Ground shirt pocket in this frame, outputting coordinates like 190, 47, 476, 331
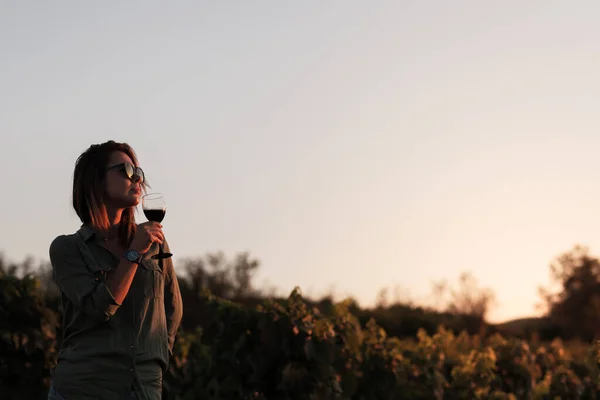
74, 233, 112, 282
140, 259, 165, 299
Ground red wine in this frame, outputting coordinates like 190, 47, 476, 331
144, 209, 165, 223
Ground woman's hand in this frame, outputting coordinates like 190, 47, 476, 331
130, 221, 164, 254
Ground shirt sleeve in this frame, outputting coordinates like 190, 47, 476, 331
162, 238, 183, 354
49, 235, 121, 322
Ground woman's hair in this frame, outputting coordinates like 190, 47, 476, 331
72, 140, 147, 247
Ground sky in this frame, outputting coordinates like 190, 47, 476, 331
2, 1, 600, 323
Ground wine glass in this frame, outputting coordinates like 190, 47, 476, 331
142, 193, 173, 259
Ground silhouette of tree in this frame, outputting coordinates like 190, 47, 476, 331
0, 254, 59, 399
178, 251, 261, 300
177, 251, 264, 331
540, 245, 600, 341
431, 272, 496, 334
446, 272, 496, 319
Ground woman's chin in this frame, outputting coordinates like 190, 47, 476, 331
115, 195, 140, 208
129, 196, 141, 207
106, 191, 142, 208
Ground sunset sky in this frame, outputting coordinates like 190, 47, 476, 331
3, 1, 600, 323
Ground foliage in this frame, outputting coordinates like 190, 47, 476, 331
431, 272, 497, 331
161, 289, 600, 400
181, 253, 497, 340
4, 247, 600, 399
0, 259, 59, 400
540, 245, 600, 341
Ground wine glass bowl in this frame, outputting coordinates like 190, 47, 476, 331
142, 193, 172, 259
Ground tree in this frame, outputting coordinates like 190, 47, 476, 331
176, 251, 264, 331
539, 245, 600, 340
446, 272, 496, 319
431, 272, 496, 334
179, 251, 261, 300
0, 255, 60, 399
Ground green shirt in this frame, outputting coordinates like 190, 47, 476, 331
49, 225, 183, 400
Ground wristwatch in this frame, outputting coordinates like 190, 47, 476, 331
124, 249, 143, 264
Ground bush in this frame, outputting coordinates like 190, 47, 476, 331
162, 288, 600, 399
0, 270, 59, 400
4, 269, 600, 399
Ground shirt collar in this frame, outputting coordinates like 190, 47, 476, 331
77, 224, 96, 242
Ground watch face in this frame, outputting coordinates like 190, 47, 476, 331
127, 250, 139, 261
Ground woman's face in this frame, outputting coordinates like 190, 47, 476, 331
104, 151, 143, 208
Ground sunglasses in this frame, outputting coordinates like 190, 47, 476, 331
107, 162, 145, 183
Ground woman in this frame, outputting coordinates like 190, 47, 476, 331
48, 141, 183, 400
